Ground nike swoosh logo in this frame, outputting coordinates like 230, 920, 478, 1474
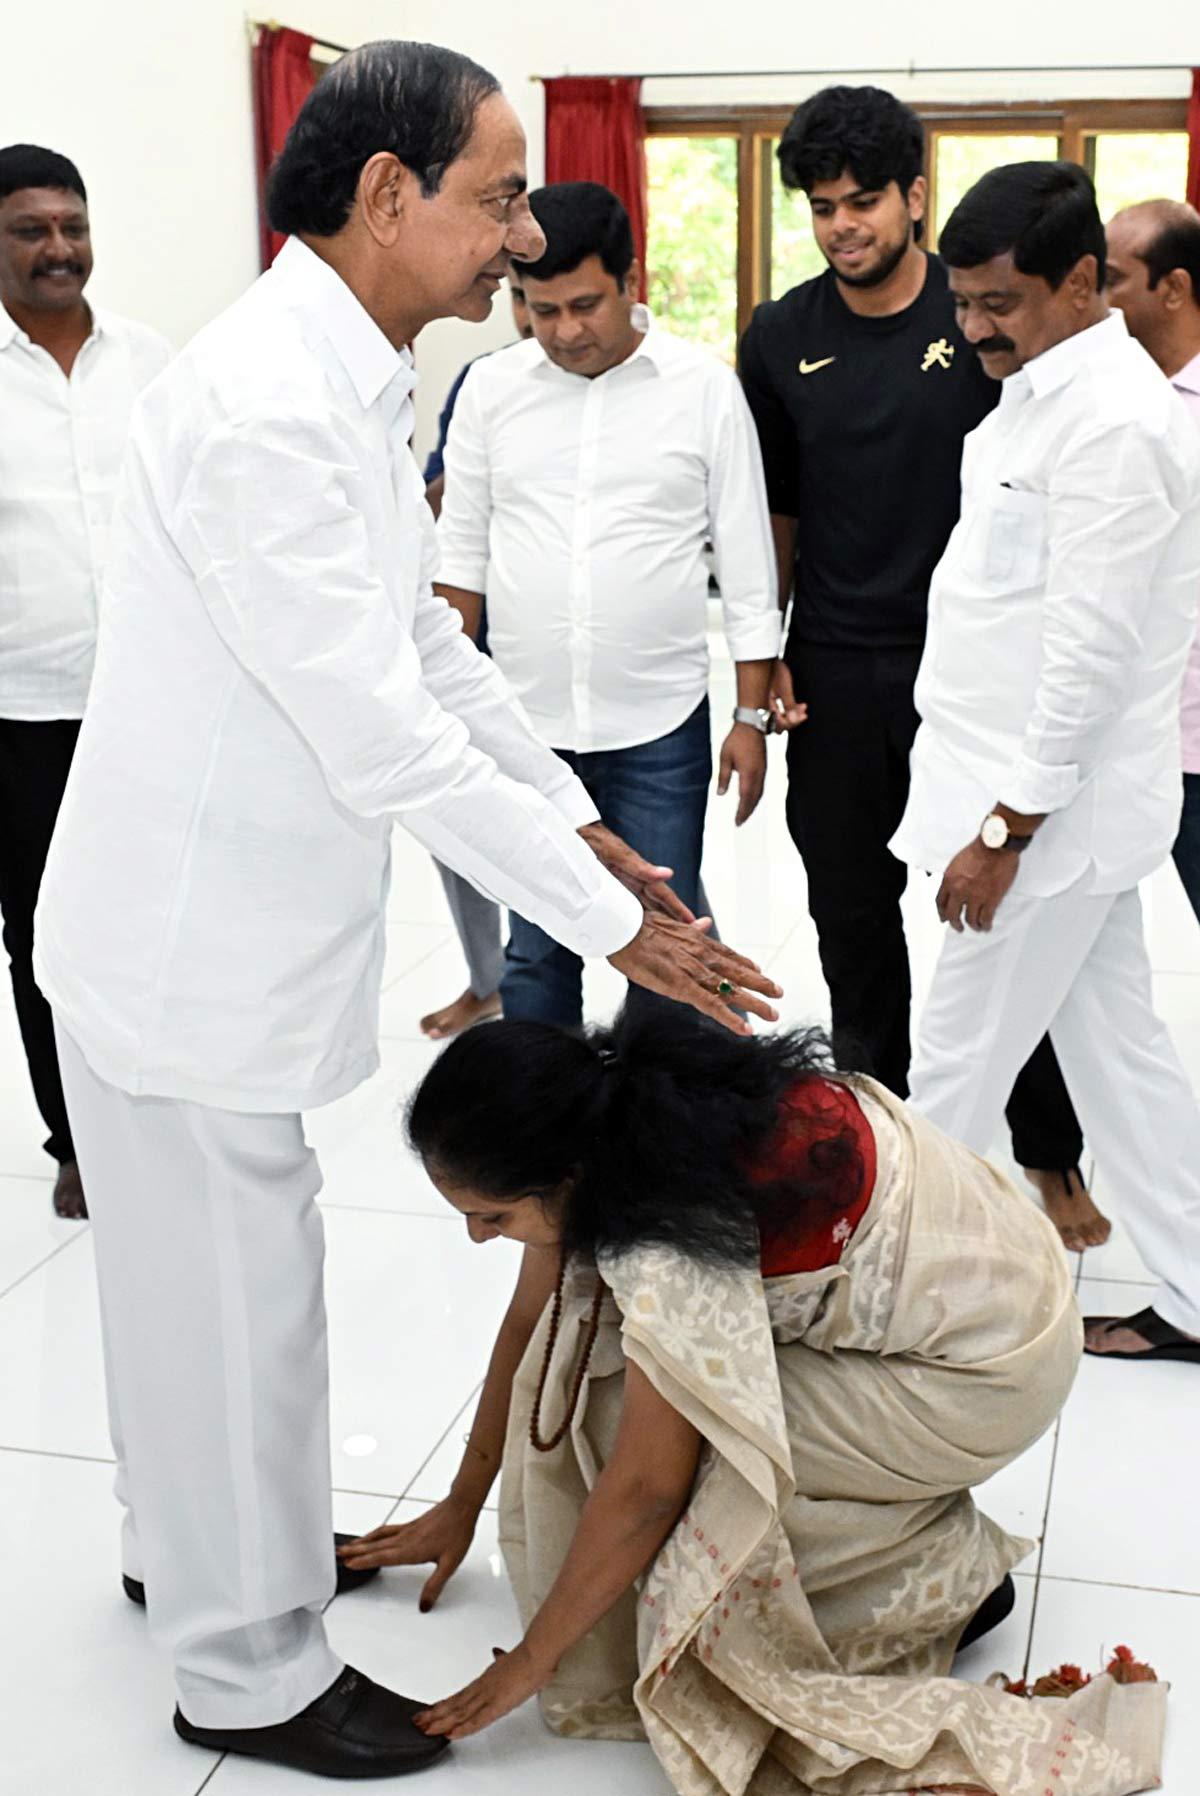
798, 357, 836, 375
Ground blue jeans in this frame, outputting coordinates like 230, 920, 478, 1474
1173, 772, 1200, 924
501, 699, 712, 1026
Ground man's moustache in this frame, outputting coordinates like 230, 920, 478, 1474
975, 337, 1016, 356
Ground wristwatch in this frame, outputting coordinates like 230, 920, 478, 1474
980, 812, 1034, 853
733, 706, 772, 734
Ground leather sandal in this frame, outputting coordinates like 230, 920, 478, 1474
1083, 1305, 1200, 1363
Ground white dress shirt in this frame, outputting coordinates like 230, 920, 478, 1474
435, 315, 780, 752
34, 238, 640, 1112
892, 311, 1200, 898
0, 303, 172, 720
1170, 351, 1200, 773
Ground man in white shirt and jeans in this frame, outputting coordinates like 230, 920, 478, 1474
0, 143, 170, 1219
891, 161, 1200, 1367
33, 44, 778, 1780
437, 182, 781, 1024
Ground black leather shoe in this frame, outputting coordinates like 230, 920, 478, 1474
122, 1533, 380, 1607
956, 1573, 1016, 1652
174, 1665, 449, 1777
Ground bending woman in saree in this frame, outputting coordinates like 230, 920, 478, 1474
341, 1012, 1165, 1796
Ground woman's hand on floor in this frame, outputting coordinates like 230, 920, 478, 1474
414, 1645, 549, 1739
336, 1495, 479, 1610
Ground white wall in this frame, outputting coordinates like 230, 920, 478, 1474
0, 0, 412, 350
2, 0, 1193, 456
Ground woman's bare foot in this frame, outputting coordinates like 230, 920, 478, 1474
420, 987, 502, 1042
1023, 1165, 1111, 1253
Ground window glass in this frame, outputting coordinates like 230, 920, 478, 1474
1090, 132, 1190, 220
933, 133, 1061, 241
770, 139, 829, 298
645, 135, 738, 359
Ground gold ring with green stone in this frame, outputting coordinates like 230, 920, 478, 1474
717, 978, 735, 997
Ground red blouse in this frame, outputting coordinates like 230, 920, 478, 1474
750, 1077, 876, 1277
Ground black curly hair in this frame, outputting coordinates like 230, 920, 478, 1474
407, 1008, 865, 1267
778, 85, 925, 236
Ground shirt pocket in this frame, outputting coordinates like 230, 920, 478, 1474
983, 486, 1049, 590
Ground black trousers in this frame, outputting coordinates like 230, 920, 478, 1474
784, 642, 1083, 1169
0, 717, 80, 1165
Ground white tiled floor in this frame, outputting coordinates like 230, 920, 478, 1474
4, 640, 1199, 1792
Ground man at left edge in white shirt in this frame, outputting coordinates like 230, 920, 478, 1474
31, 41, 781, 1782
0, 143, 171, 1220
891, 159, 1200, 1368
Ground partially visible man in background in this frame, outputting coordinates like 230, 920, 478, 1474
0, 143, 171, 1219
418, 273, 532, 1042
437, 181, 780, 1027
1106, 199, 1200, 923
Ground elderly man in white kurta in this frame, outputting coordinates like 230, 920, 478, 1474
32, 44, 778, 1783
891, 160, 1200, 1371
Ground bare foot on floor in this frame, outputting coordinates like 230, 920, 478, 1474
1023, 1165, 1111, 1253
419, 987, 502, 1041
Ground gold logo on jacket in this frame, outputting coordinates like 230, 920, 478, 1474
798, 356, 836, 375
921, 339, 955, 372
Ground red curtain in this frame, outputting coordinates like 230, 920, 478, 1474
544, 77, 648, 301
1188, 70, 1200, 210
252, 25, 317, 269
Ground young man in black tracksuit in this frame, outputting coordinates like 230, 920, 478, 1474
739, 85, 1108, 1249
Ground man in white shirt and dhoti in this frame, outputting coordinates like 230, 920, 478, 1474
32, 43, 778, 1781
892, 160, 1200, 1370
0, 143, 171, 1220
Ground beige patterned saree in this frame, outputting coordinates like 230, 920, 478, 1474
499, 1078, 1166, 1796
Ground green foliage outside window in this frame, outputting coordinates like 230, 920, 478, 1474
646, 136, 738, 360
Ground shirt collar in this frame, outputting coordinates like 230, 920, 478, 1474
0, 297, 102, 354
1172, 348, 1200, 398
270, 236, 415, 411
1022, 309, 1129, 400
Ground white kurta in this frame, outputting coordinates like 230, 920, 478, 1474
895, 312, 1200, 1336
34, 239, 641, 1732
34, 237, 641, 1113
0, 302, 171, 720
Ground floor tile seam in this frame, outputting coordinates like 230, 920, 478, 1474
1074, 1274, 1156, 1289
0, 1441, 115, 1466
397, 1383, 484, 1506
1022, 1411, 1067, 1683
1036, 1571, 1200, 1599
0, 1227, 90, 1304
191, 1752, 227, 1791
0, 1171, 55, 1186
377, 932, 457, 994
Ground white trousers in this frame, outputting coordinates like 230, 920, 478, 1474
909, 880, 1200, 1338
56, 1024, 343, 1728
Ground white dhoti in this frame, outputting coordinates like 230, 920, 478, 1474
909, 876, 1200, 1337
56, 1024, 343, 1728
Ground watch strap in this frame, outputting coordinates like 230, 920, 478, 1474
733, 705, 771, 734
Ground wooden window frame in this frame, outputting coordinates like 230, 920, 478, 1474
645, 97, 1188, 342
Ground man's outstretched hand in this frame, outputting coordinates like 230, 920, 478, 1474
578, 822, 695, 922
609, 915, 780, 1035
578, 821, 782, 1033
